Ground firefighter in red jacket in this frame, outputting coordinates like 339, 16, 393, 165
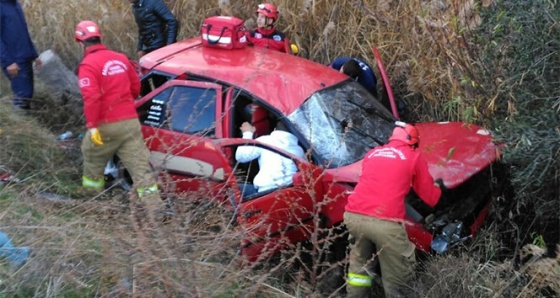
344, 122, 442, 298
247, 3, 292, 54
74, 20, 162, 221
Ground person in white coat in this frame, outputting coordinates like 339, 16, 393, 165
235, 120, 306, 196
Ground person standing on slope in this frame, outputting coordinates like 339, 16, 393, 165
344, 122, 443, 297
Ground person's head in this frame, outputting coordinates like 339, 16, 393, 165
389, 122, 419, 148
340, 59, 361, 80
256, 3, 278, 29
74, 20, 102, 49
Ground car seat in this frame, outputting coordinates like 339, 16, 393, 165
243, 104, 271, 138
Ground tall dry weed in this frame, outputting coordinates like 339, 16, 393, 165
21, 0, 496, 124
4, 0, 558, 297
0, 95, 348, 297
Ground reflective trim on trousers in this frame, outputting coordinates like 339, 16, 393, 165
82, 175, 105, 190
347, 272, 373, 287
137, 184, 159, 198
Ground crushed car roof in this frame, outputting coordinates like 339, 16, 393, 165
139, 38, 348, 114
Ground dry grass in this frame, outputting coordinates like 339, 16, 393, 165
22, 0, 504, 124
2, 0, 558, 297
413, 223, 560, 298
0, 93, 347, 297
0, 187, 268, 297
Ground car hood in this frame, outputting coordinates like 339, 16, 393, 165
325, 122, 500, 188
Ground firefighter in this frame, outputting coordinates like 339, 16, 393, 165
129, 0, 178, 58
247, 3, 294, 54
0, 0, 42, 110
344, 122, 443, 297
74, 20, 162, 220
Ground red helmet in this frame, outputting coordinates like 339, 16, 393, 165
256, 3, 279, 21
75, 20, 102, 42
389, 122, 419, 146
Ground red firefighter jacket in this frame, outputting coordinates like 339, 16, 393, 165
77, 44, 140, 128
345, 140, 441, 220
247, 27, 290, 53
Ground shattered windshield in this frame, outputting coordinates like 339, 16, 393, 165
287, 81, 395, 168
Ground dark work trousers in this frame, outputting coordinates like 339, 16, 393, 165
2, 60, 34, 109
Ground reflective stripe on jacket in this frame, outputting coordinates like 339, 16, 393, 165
77, 44, 140, 128
345, 140, 441, 220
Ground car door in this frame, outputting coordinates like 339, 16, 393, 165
135, 80, 234, 200
216, 139, 325, 263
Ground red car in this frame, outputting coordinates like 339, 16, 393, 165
112, 37, 504, 263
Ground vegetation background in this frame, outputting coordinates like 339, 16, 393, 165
0, 0, 558, 297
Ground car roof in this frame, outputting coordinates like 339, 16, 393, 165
139, 38, 348, 115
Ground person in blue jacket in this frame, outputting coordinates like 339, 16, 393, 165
330, 57, 377, 97
129, 0, 179, 58
330, 56, 409, 118
0, 0, 41, 110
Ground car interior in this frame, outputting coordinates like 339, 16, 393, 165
229, 92, 270, 194
228, 91, 310, 201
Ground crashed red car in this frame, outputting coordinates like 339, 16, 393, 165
113, 37, 505, 263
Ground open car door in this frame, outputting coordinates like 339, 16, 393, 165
215, 139, 325, 264
134, 80, 234, 200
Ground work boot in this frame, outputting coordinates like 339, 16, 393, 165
74, 186, 111, 200
161, 199, 175, 225
140, 193, 165, 225
11, 105, 30, 116
74, 186, 98, 200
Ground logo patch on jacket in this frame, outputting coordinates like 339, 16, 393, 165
254, 33, 263, 38
273, 35, 282, 41
79, 78, 90, 88
102, 60, 127, 76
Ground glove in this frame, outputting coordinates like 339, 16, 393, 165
434, 178, 447, 192
89, 128, 104, 146
290, 44, 299, 55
